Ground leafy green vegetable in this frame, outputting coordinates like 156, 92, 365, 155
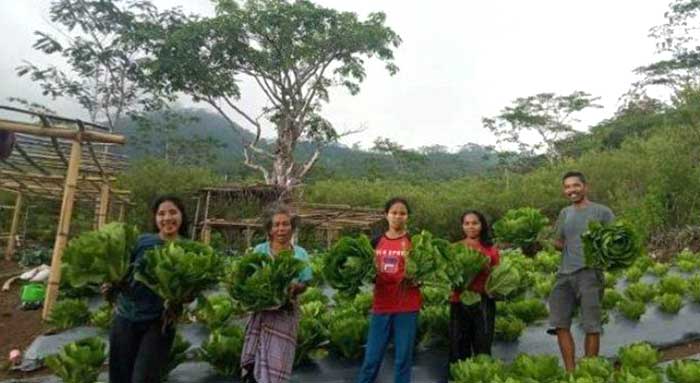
508, 353, 563, 382
501, 299, 548, 324
421, 285, 451, 306
624, 282, 657, 303
44, 337, 106, 383
406, 231, 449, 284
18, 245, 51, 268
135, 240, 223, 318
450, 354, 505, 383
687, 274, 700, 303
89, 304, 113, 330
486, 260, 522, 298
666, 359, 700, 383
633, 255, 655, 273
199, 326, 245, 377
298, 286, 329, 305
625, 267, 643, 283
674, 249, 700, 272
618, 342, 660, 369
612, 367, 662, 383
321, 235, 375, 295
492, 207, 549, 251
295, 301, 329, 367
532, 274, 555, 298
582, 220, 642, 270
224, 250, 303, 313
308, 252, 326, 286
649, 262, 670, 277
658, 275, 687, 295
617, 299, 646, 321
443, 243, 488, 290
417, 305, 449, 347
602, 288, 623, 310
163, 332, 191, 382
604, 271, 619, 289
194, 294, 235, 329
573, 356, 613, 381
494, 316, 526, 342
534, 250, 561, 274
62, 222, 139, 290
326, 307, 368, 360
46, 299, 90, 331
656, 293, 683, 314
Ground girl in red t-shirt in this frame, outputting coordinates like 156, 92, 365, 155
356, 197, 420, 383
448, 210, 500, 364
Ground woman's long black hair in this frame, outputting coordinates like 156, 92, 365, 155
460, 210, 493, 247
151, 195, 189, 237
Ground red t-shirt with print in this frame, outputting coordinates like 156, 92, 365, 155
450, 242, 500, 303
372, 234, 422, 313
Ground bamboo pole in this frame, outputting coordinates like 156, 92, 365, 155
118, 203, 125, 222
4, 192, 23, 261
200, 191, 211, 244
0, 119, 125, 144
42, 139, 82, 320
96, 183, 110, 228
191, 196, 201, 240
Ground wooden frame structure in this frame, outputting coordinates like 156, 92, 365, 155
192, 184, 385, 248
0, 105, 129, 319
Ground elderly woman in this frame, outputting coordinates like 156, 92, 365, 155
241, 204, 312, 383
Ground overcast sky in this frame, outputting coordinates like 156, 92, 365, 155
0, 1, 670, 150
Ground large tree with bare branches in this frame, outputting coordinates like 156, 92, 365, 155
133, 0, 401, 188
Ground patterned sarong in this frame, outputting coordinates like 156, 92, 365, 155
240, 306, 299, 383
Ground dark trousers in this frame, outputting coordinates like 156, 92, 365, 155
448, 295, 496, 364
109, 315, 175, 383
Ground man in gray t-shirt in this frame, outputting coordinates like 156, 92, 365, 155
548, 171, 614, 372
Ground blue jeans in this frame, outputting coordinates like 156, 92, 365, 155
356, 312, 419, 383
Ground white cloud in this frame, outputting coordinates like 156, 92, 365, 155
0, 0, 669, 150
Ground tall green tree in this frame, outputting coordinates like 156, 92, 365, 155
133, 0, 401, 188
482, 91, 601, 163
16, 0, 162, 130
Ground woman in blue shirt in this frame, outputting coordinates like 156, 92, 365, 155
240, 204, 312, 383
108, 195, 188, 383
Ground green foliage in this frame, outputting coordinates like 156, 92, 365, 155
89, 304, 113, 330
656, 293, 684, 314
618, 342, 660, 369
501, 299, 549, 324
135, 240, 223, 315
450, 354, 506, 383
633, 255, 655, 273
164, 333, 191, 381
224, 250, 304, 312
625, 267, 644, 283
298, 286, 329, 305
617, 299, 647, 321
17, 245, 52, 268
417, 305, 449, 347
62, 222, 139, 289
573, 357, 614, 381
687, 274, 700, 302
406, 231, 449, 284
666, 359, 700, 383
674, 249, 700, 272
46, 299, 90, 331
658, 275, 687, 295
326, 307, 368, 360
486, 260, 522, 298
582, 221, 642, 270
199, 326, 245, 377
532, 274, 555, 298
533, 250, 561, 273
194, 294, 236, 329
494, 316, 526, 342
605, 271, 620, 289
649, 262, 670, 277
602, 288, 624, 310
508, 353, 564, 382
321, 235, 375, 295
295, 301, 329, 367
443, 243, 489, 290
492, 208, 549, 253
44, 337, 106, 383
624, 282, 657, 303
